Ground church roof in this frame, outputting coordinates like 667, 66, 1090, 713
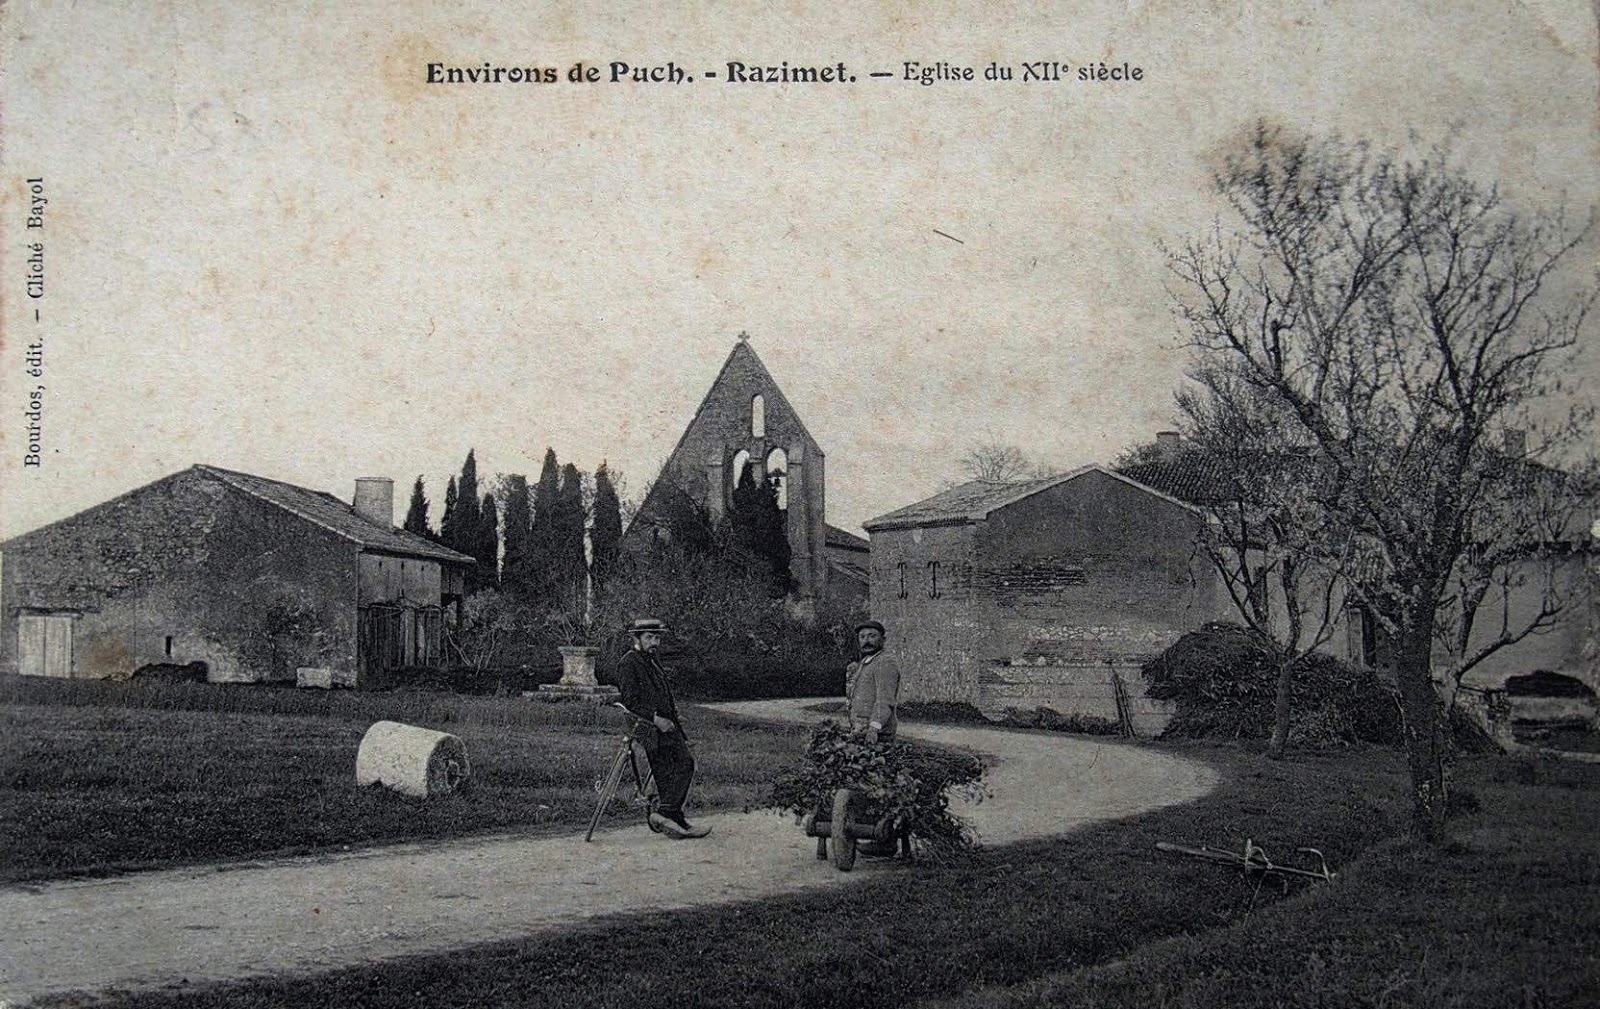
827, 556, 870, 584
825, 524, 870, 552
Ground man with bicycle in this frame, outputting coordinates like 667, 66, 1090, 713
611, 618, 711, 839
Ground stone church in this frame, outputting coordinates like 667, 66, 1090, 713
623, 338, 866, 609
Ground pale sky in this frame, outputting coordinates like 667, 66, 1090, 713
2, 0, 1595, 540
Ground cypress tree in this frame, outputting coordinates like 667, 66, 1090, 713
402, 476, 432, 539
499, 474, 533, 597
556, 463, 587, 612
730, 461, 762, 550
529, 448, 562, 602
590, 462, 623, 595
731, 462, 793, 594
440, 476, 459, 548
453, 449, 482, 558
761, 471, 794, 593
475, 492, 501, 591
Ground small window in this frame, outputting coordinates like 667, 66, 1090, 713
752, 394, 766, 437
897, 562, 908, 599
165, 636, 174, 657
928, 561, 940, 599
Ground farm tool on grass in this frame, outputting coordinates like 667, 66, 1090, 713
1156, 838, 1335, 905
585, 703, 659, 842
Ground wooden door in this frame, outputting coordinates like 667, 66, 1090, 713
19, 614, 73, 677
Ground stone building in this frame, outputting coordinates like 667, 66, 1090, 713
863, 465, 1233, 730
866, 432, 1597, 738
624, 338, 862, 606
1, 465, 473, 683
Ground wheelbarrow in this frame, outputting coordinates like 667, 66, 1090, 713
800, 787, 911, 871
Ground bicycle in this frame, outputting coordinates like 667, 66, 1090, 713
1156, 838, 1335, 902
584, 703, 660, 842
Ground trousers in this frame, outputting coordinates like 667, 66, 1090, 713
646, 732, 696, 815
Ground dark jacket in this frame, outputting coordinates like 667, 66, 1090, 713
612, 648, 683, 750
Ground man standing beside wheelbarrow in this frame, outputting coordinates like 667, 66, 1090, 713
847, 620, 901, 744
612, 618, 711, 839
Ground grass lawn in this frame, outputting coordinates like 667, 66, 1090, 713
82, 748, 1593, 1009
0, 675, 806, 882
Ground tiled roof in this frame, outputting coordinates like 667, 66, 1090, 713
864, 465, 1202, 531
824, 524, 870, 551
827, 557, 869, 584
197, 465, 475, 564
859, 468, 1049, 530
863, 474, 1064, 530
1117, 457, 1234, 506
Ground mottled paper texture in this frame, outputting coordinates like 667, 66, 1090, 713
1, 0, 1595, 537
0, 3, 1597, 1004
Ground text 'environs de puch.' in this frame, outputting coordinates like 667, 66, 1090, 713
423, 60, 1144, 87
24, 177, 46, 468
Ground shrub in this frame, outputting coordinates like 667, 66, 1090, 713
998, 707, 1122, 735
1142, 622, 1402, 746
765, 721, 987, 861
666, 648, 845, 702
131, 661, 209, 683
587, 494, 855, 702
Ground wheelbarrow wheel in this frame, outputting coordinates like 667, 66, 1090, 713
831, 788, 857, 872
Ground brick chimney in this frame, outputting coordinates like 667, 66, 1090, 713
1156, 431, 1182, 461
353, 477, 395, 528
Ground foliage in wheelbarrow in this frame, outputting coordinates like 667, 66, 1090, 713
765, 721, 988, 859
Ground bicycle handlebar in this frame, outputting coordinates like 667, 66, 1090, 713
611, 701, 652, 723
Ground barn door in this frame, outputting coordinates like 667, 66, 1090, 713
19, 614, 74, 677
359, 605, 406, 677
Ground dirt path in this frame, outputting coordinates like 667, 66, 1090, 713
0, 700, 1217, 1006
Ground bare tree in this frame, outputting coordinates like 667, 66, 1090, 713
1439, 446, 1595, 690
1172, 370, 1354, 759
1168, 122, 1595, 842
956, 438, 1056, 484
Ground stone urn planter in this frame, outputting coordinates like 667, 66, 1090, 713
535, 645, 618, 702
557, 646, 602, 686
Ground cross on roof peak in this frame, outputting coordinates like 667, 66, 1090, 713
736, 330, 750, 343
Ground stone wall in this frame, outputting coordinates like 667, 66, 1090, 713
867, 471, 1235, 706
2, 468, 358, 681
624, 343, 829, 599
977, 660, 1176, 737
868, 522, 983, 702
